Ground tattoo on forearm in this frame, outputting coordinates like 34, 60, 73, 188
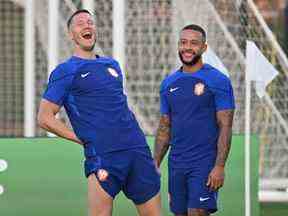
154, 114, 171, 166
215, 110, 234, 167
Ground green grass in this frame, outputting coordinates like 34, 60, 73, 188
261, 203, 288, 216
0, 135, 259, 215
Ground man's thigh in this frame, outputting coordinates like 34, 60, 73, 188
123, 147, 161, 205
87, 148, 161, 215
86, 150, 132, 216
169, 167, 188, 215
85, 152, 129, 199
168, 165, 218, 215
136, 192, 161, 216
186, 166, 218, 214
87, 174, 113, 216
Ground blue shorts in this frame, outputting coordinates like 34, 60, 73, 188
169, 163, 218, 214
84, 147, 160, 205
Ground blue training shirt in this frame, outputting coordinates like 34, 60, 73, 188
43, 56, 147, 157
160, 64, 235, 168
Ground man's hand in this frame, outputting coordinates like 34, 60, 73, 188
206, 165, 225, 191
38, 99, 84, 145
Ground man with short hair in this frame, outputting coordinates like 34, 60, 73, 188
153, 24, 235, 216
38, 9, 161, 216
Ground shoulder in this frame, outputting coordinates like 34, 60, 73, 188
97, 56, 119, 66
160, 70, 181, 91
202, 64, 232, 88
49, 59, 76, 82
95, 56, 122, 72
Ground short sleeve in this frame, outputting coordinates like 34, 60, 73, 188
42, 64, 74, 106
212, 78, 235, 111
110, 58, 127, 94
159, 81, 170, 115
112, 59, 125, 83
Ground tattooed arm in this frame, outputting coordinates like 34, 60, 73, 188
215, 110, 234, 166
153, 114, 171, 168
207, 109, 234, 191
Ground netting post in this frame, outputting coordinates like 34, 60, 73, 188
112, 0, 125, 71
245, 47, 251, 216
48, 0, 59, 77
47, 0, 59, 137
24, 0, 35, 137
82, 0, 95, 14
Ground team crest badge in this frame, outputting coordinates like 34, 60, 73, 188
97, 169, 109, 182
108, 68, 118, 77
194, 83, 205, 96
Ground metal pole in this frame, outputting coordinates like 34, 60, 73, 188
48, 0, 59, 77
24, 0, 35, 137
47, 0, 59, 137
245, 41, 251, 216
82, 0, 95, 13
113, 0, 125, 71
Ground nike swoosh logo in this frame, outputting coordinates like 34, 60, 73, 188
199, 197, 210, 202
169, 87, 179, 92
81, 72, 90, 78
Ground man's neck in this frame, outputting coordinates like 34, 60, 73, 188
73, 49, 96, 59
182, 59, 204, 73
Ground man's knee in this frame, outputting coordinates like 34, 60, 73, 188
136, 192, 161, 216
187, 208, 209, 216
89, 207, 112, 216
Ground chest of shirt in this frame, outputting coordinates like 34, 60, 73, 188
70, 63, 123, 95
165, 77, 215, 111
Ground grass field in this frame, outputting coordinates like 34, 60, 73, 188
260, 203, 288, 215
0, 135, 260, 215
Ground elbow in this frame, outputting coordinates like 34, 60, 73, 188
37, 116, 46, 129
37, 112, 49, 129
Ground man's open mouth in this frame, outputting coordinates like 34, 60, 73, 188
82, 32, 92, 40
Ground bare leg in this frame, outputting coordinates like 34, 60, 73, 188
187, 208, 209, 216
136, 192, 161, 216
87, 174, 113, 216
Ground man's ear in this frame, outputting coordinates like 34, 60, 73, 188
203, 43, 208, 52
199, 43, 207, 56
67, 29, 74, 41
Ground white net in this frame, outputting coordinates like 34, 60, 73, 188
125, 0, 175, 134
2, 0, 288, 192
211, 0, 288, 183
0, 0, 24, 136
